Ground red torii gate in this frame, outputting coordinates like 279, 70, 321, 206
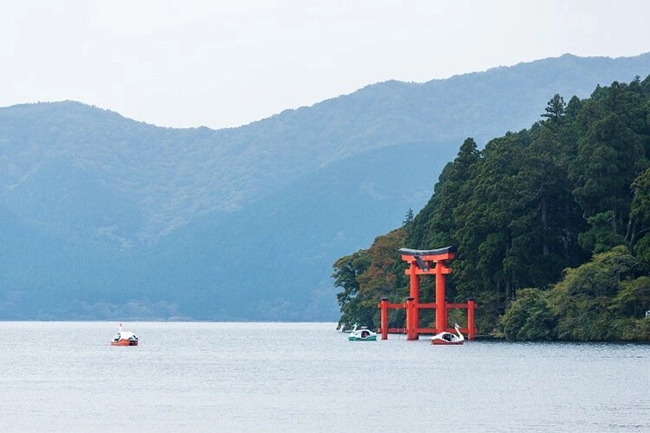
378, 246, 476, 341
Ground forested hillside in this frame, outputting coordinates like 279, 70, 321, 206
3, 53, 650, 321
334, 76, 650, 341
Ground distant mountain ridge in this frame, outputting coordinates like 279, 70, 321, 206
1, 53, 650, 320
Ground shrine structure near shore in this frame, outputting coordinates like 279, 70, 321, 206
377, 246, 476, 341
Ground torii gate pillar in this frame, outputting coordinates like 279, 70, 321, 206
434, 258, 450, 335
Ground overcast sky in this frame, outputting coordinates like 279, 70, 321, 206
2, 0, 649, 130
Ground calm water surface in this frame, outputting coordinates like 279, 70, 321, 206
0, 322, 648, 432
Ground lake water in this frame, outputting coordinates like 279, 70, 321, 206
1, 322, 648, 432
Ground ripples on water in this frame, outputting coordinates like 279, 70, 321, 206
0, 322, 648, 432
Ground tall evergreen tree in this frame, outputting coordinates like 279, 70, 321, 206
570, 113, 646, 231
541, 94, 566, 124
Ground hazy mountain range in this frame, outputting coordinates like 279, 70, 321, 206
2, 53, 650, 320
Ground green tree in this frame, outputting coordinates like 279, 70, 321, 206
612, 276, 650, 318
578, 211, 626, 254
541, 94, 566, 124
403, 208, 414, 227
452, 133, 525, 307
499, 288, 556, 340
548, 246, 636, 340
629, 168, 650, 247
504, 122, 586, 289
333, 250, 372, 329
408, 137, 479, 250
570, 113, 646, 228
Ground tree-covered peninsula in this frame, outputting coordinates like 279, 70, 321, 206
334, 76, 650, 341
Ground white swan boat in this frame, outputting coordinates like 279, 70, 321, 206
110, 323, 139, 346
348, 324, 377, 341
431, 323, 464, 345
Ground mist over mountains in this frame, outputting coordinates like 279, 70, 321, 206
2, 53, 650, 320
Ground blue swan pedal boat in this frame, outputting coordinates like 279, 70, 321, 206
348, 324, 377, 341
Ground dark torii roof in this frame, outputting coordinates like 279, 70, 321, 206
398, 246, 455, 256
